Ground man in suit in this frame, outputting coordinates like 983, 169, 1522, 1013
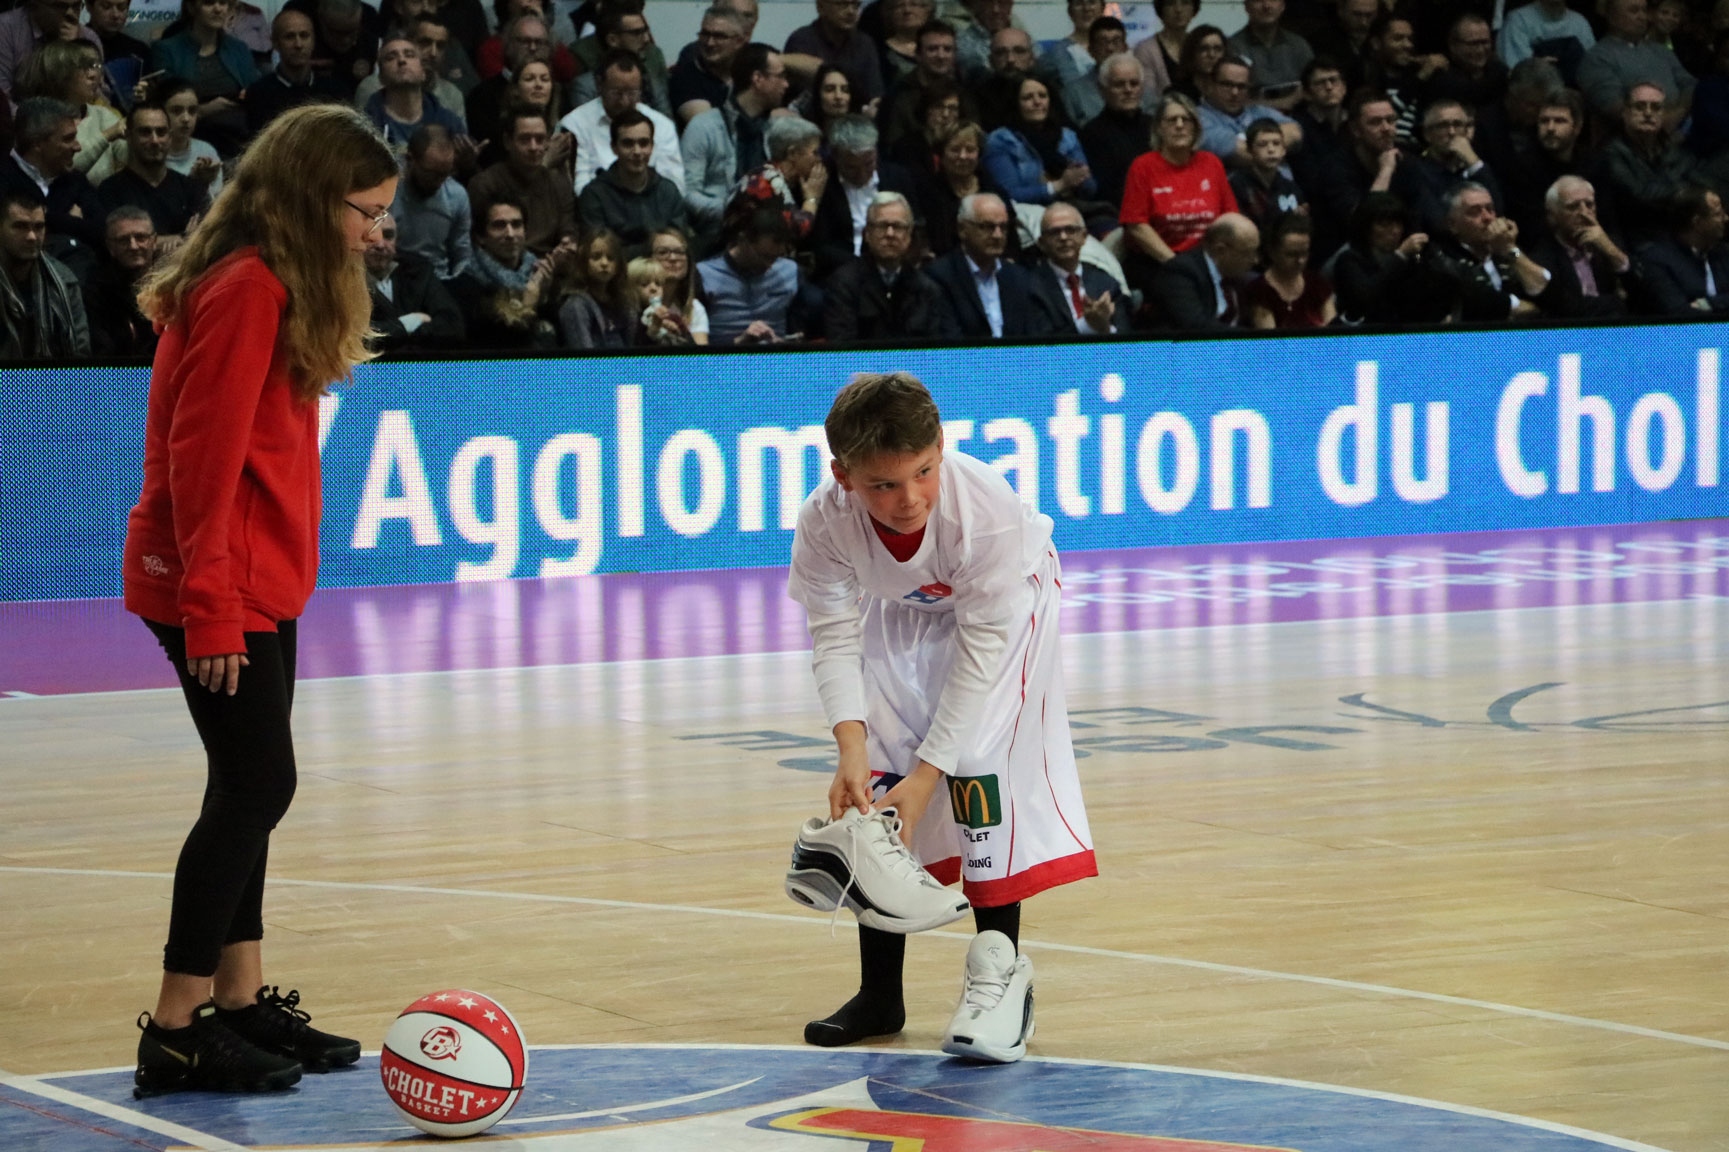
1027, 202, 1127, 334
1424, 181, 1552, 321
364, 212, 465, 350
822, 192, 947, 342
810, 115, 918, 281
1529, 176, 1632, 319
925, 192, 1062, 339
0, 97, 106, 280
1634, 183, 1729, 315
1149, 212, 1260, 330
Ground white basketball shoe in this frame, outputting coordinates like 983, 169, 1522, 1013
941, 930, 1035, 1063
785, 807, 972, 934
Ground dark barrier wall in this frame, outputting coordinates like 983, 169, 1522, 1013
3, 325, 1724, 601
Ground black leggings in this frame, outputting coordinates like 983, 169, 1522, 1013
146, 619, 299, 978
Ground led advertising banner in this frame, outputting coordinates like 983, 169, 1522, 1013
3, 325, 1723, 601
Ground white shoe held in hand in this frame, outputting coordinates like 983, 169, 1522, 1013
785, 807, 972, 934
941, 929, 1034, 1063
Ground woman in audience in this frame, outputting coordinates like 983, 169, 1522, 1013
557, 228, 638, 348
792, 64, 857, 141
149, 0, 260, 156
886, 78, 961, 172
1133, 0, 1196, 99
879, 0, 935, 84
649, 227, 710, 345
474, 62, 567, 167
1046, 0, 1105, 92
1172, 24, 1225, 100
1118, 92, 1232, 290
982, 75, 1095, 207
913, 120, 1018, 259
1332, 192, 1446, 325
15, 40, 122, 177
724, 116, 827, 246
1245, 213, 1335, 329
88, 77, 227, 197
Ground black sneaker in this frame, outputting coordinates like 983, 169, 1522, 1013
134, 1003, 303, 1098
216, 986, 361, 1072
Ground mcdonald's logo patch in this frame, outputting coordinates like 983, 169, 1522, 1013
949, 775, 1002, 829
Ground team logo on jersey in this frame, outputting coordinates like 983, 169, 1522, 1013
419, 1026, 462, 1060
903, 581, 952, 604
950, 775, 1002, 828
758, 1107, 1290, 1149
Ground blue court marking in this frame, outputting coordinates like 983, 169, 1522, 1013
9, 1045, 1672, 1151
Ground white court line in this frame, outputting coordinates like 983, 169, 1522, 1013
5, 865, 1727, 1055
0, 1063, 251, 1151
496, 1075, 762, 1125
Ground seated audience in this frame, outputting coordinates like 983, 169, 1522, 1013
1131, 0, 1194, 99
1578, 0, 1694, 123
811, 114, 916, 278
363, 33, 465, 153
1332, 191, 1445, 325
924, 191, 1060, 338
1597, 81, 1702, 248
477, 0, 576, 83
1224, 0, 1313, 111
1028, 200, 1126, 334
1058, 15, 1137, 127
1363, 12, 1430, 146
1633, 183, 1729, 315
245, 9, 349, 134
1393, 97, 1506, 236
149, 0, 260, 155
404, 8, 479, 99
365, 210, 465, 349
577, 109, 690, 259
1425, 181, 1551, 321
681, 43, 787, 240
725, 114, 825, 245
1506, 88, 1591, 238
83, 205, 157, 356
449, 197, 559, 347
1425, 13, 1506, 115
1148, 210, 1258, 328
1302, 0, 1378, 89
96, 78, 227, 200
1288, 55, 1348, 190
879, 19, 974, 149
393, 124, 471, 279
886, 76, 963, 172
628, 255, 695, 345
86, 0, 151, 73
1313, 89, 1400, 261
98, 104, 208, 244
1077, 53, 1155, 210
668, 4, 746, 127
557, 227, 638, 347
0, 0, 103, 101
783, 0, 885, 106
468, 108, 577, 256
1043, 0, 1105, 95
470, 58, 563, 169
356, 14, 470, 127
0, 97, 106, 275
975, 27, 1038, 130
283, 0, 382, 98
466, 15, 551, 147
0, 187, 89, 357
1244, 211, 1333, 327
571, 0, 671, 115
1196, 57, 1300, 169
954, 0, 1017, 83
912, 120, 1014, 258
565, 49, 683, 195
648, 225, 709, 343
1228, 117, 1306, 237
791, 62, 855, 136
14, 40, 120, 178
1171, 24, 1225, 101
1119, 92, 1236, 294
1528, 174, 1632, 318
983, 75, 1095, 207
877, 0, 934, 86
697, 204, 800, 343
822, 190, 947, 341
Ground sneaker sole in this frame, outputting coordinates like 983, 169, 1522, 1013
786, 843, 972, 934
133, 1062, 303, 1098
297, 1042, 362, 1072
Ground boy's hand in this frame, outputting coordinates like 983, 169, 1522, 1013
828, 720, 873, 820
877, 761, 945, 846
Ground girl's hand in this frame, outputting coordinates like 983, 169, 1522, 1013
188, 652, 248, 695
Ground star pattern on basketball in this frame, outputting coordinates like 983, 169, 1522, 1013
434, 994, 450, 1002
457, 996, 478, 1008
484, 1010, 498, 1022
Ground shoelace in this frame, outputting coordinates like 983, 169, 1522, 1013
255, 987, 315, 1038
960, 962, 1014, 1013
826, 808, 933, 937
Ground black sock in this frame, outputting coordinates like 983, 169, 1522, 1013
804, 928, 906, 1047
973, 901, 1021, 948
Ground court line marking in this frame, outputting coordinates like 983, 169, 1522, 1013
5, 866, 1726, 1055
0, 1063, 251, 1152
495, 1074, 762, 1125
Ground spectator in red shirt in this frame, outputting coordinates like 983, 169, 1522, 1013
1119, 89, 1235, 295
124, 104, 399, 1099
477, 0, 577, 82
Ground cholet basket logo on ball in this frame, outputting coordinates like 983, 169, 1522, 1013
380, 990, 527, 1138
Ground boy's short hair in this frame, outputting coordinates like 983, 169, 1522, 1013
825, 373, 942, 471
1244, 117, 1284, 148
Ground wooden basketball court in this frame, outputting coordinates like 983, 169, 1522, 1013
1, 522, 1724, 1151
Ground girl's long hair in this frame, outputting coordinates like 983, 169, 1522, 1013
137, 103, 398, 401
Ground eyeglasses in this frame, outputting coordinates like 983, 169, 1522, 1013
1042, 224, 1084, 238
346, 200, 390, 236
868, 220, 912, 232
652, 246, 687, 257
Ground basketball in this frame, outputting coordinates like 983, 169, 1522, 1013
380, 990, 528, 1138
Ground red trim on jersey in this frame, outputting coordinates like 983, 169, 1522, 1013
927, 856, 962, 887
964, 849, 1098, 907
871, 517, 925, 562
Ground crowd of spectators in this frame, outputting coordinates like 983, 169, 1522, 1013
5, 0, 1729, 358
